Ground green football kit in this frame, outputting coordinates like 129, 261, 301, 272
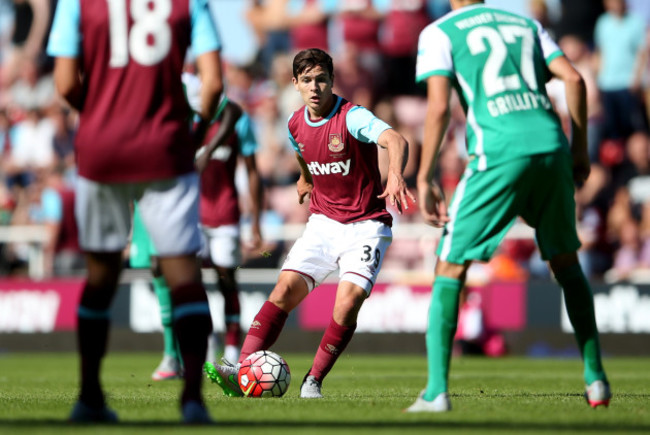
416, 3, 579, 263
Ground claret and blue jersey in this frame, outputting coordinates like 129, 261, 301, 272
46, 0, 222, 183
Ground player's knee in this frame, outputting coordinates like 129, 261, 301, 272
549, 251, 580, 274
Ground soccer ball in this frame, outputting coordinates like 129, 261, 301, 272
237, 350, 291, 397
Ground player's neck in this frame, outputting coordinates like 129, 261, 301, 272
450, 0, 483, 11
307, 95, 336, 120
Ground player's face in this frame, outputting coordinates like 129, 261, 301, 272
293, 65, 334, 118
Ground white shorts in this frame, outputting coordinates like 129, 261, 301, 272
200, 224, 241, 268
281, 214, 392, 294
75, 173, 201, 256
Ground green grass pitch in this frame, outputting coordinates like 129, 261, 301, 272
0, 352, 648, 434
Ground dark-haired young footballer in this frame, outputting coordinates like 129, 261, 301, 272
47, 0, 224, 424
207, 48, 416, 398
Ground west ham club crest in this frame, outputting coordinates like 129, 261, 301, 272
328, 134, 344, 152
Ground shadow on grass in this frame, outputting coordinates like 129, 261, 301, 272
1, 419, 649, 432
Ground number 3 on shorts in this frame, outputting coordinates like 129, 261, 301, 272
361, 245, 381, 268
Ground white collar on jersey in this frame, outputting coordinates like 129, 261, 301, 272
303, 95, 343, 127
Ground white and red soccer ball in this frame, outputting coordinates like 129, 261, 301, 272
238, 350, 291, 397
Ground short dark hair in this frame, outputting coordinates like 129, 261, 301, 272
292, 48, 334, 80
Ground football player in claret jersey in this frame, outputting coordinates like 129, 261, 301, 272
407, 0, 610, 412
47, 0, 224, 423
207, 48, 415, 399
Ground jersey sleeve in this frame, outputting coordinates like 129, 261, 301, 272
235, 113, 258, 157
346, 106, 391, 144
535, 20, 563, 65
46, 0, 81, 58
190, 0, 222, 57
287, 113, 301, 155
416, 23, 454, 84
41, 189, 63, 221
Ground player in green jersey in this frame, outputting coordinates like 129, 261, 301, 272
407, 0, 610, 412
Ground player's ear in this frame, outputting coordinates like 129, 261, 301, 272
292, 76, 299, 90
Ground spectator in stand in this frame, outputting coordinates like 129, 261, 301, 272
8, 57, 55, 112
333, 43, 376, 109
25, 165, 82, 277
554, 0, 604, 47
1, 0, 52, 89
3, 108, 55, 194
336, 0, 385, 73
287, 0, 337, 52
594, 0, 649, 143
379, 0, 432, 97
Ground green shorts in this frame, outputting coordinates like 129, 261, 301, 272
437, 151, 580, 264
129, 204, 157, 269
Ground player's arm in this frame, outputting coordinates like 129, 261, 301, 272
48, 0, 83, 110
376, 128, 416, 214
243, 152, 263, 249
190, 0, 224, 143
295, 152, 313, 205
416, 75, 452, 227
195, 100, 242, 173
548, 55, 589, 185
53, 57, 83, 111
193, 51, 224, 144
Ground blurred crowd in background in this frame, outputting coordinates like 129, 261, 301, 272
2, 0, 650, 285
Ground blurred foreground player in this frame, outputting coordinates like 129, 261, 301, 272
206, 48, 416, 398
408, 0, 610, 412
47, 0, 224, 423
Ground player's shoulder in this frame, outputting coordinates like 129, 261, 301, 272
287, 106, 306, 129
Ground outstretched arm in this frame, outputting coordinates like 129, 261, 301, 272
416, 75, 452, 227
377, 128, 416, 214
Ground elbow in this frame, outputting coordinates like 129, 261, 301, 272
428, 102, 450, 123
565, 69, 586, 89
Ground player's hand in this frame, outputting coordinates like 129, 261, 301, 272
195, 148, 209, 174
378, 171, 416, 214
572, 151, 591, 187
417, 180, 450, 228
297, 175, 313, 204
250, 222, 263, 250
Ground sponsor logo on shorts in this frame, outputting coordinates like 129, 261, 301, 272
328, 134, 344, 152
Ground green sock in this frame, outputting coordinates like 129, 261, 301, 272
424, 276, 462, 401
554, 263, 607, 385
153, 275, 180, 360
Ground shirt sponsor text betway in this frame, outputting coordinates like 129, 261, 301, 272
307, 159, 351, 176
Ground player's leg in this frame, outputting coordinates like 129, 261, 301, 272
139, 173, 212, 423
549, 252, 610, 407
409, 163, 523, 412
69, 176, 132, 422
410, 260, 468, 412
301, 281, 366, 399
240, 271, 309, 361
205, 225, 243, 363
130, 204, 181, 379
205, 271, 308, 397
529, 152, 610, 407
215, 265, 242, 362
151, 258, 182, 380
300, 218, 392, 398
74, 251, 122, 421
